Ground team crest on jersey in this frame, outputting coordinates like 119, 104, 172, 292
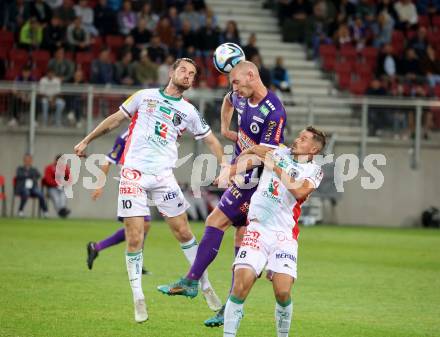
155, 121, 168, 138
250, 122, 260, 134
173, 113, 182, 126
259, 105, 269, 117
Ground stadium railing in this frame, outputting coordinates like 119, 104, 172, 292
0, 81, 439, 170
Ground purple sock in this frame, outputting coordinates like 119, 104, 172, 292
95, 228, 125, 251
229, 246, 240, 294
186, 226, 224, 280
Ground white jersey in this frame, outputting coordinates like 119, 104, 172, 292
248, 146, 323, 240
119, 88, 211, 174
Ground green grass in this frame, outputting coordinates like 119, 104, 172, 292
0, 219, 439, 337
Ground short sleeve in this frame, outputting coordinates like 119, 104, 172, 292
119, 90, 143, 118
187, 106, 212, 140
259, 108, 286, 148
305, 165, 324, 189
105, 135, 126, 165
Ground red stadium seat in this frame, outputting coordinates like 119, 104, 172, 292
0, 31, 15, 51
418, 15, 430, 29
31, 50, 50, 73
391, 31, 405, 55
334, 61, 354, 73
8, 49, 29, 68
433, 15, 440, 31
4, 67, 20, 81
339, 45, 357, 62
361, 47, 378, 64
319, 44, 336, 58
349, 79, 368, 96
91, 36, 104, 57
105, 35, 124, 53
336, 67, 351, 90
322, 56, 336, 71
434, 84, 440, 98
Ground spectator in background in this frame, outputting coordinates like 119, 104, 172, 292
377, 44, 398, 80
336, 0, 356, 21
197, 17, 220, 55
376, 0, 398, 22
19, 17, 43, 50
114, 51, 136, 86
372, 11, 394, 48
3, 0, 30, 33
15, 154, 48, 218
181, 20, 198, 50
131, 18, 152, 50
243, 33, 260, 60
158, 54, 175, 87
39, 69, 65, 127
394, 0, 418, 31
250, 54, 272, 88
199, 6, 218, 30
147, 34, 168, 64
350, 16, 368, 50
399, 48, 422, 83
118, 0, 137, 35
420, 45, 440, 88
365, 79, 390, 136
29, 0, 52, 25
156, 16, 175, 47
8, 66, 35, 127
134, 49, 158, 86
74, 0, 98, 36
220, 20, 241, 45
272, 56, 291, 93
43, 154, 71, 218
94, 0, 118, 36
107, 0, 123, 11
54, 0, 76, 26
45, 0, 63, 10
91, 48, 114, 85
66, 68, 86, 127
42, 15, 66, 53
120, 35, 140, 60
409, 26, 429, 58
168, 6, 182, 33
179, 2, 201, 31
138, 2, 159, 33
169, 35, 186, 59
48, 47, 75, 83
67, 16, 90, 52
282, 0, 312, 43
356, 0, 376, 19
333, 22, 352, 47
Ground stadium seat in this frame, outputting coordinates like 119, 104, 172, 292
434, 84, 440, 98
339, 45, 357, 62
0, 31, 15, 51
8, 49, 29, 69
31, 50, 50, 73
105, 35, 124, 53
418, 15, 430, 29
0, 175, 7, 217
31, 68, 42, 80
75, 52, 94, 79
360, 47, 378, 65
91, 36, 104, 57
349, 79, 368, 95
4, 67, 20, 81
433, 15, 440, 31
319, 44, 336, 59
391, 31, 405, 55
335, 65, 351, 90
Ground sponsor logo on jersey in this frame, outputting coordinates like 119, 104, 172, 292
236, 108, 243, 114
264, 121, 277, 142
252, 115, 264, 123
239, 201, 249, 214
237, 129, 257, 151
262, 178, 281, 202
250, 122, 260, 134
163, 191, 178, 201
238, 100, 246, 107
242, 230, 261, 249
276, 252, 297, 263
146, 99, 158, 113
259, 105, 269, 117
121, 168, 142, 181
230, 185, 243, 199
274, 117, 284, 143
155, 121, 168, 138
119, 184, 143, 196
147, 134, 168, 146
265, 99, 276, 111
160, 106, 173, 120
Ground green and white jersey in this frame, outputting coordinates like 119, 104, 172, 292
119, 88, 211, 175
248, 146, 323, 238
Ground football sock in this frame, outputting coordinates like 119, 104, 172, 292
187, 226, 224, 280
223, 295, 244, 337
126, 250, 144, 301
180, 236, 211, 291
95, 228, 125, 251
275, 298, 293, 337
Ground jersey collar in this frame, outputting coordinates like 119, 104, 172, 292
159, 89, 182, 101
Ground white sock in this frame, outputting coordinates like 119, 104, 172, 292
126, 250, 144, 301
180, 237, 212, 291
223, 296, 244, 337
275, 299, 293, 337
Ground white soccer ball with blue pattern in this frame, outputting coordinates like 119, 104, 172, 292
213, 43, 245, 74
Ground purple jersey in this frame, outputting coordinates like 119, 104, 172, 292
106, 130, 129, 165
229, 90, 286, 159
218, 90, 287, 227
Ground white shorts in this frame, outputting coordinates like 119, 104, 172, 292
233, 221, 298, 279
117, 167, 190, 218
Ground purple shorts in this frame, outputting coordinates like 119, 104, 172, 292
117, 216, 152, 223
217, 182, 257, 227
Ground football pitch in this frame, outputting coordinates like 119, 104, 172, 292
0, 219, 439, 337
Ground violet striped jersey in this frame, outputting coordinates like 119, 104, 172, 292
119, 88, 211, 175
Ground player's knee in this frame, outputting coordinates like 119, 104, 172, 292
206, 212, 228, 230
274, 290, 291, 303
126, 232, 143, 249
143, 221, 151, 233
232, 278, 249, 299
174, 226, 193, 243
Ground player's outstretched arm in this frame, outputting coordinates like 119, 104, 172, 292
203, 132, 225, 165
74, 110, 127, 157
220, 94, 238, 142
91, 161, 111, 201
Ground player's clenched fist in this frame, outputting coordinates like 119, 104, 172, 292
74, 141, 87, 157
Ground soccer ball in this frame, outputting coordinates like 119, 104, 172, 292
213, 43, 245, 74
